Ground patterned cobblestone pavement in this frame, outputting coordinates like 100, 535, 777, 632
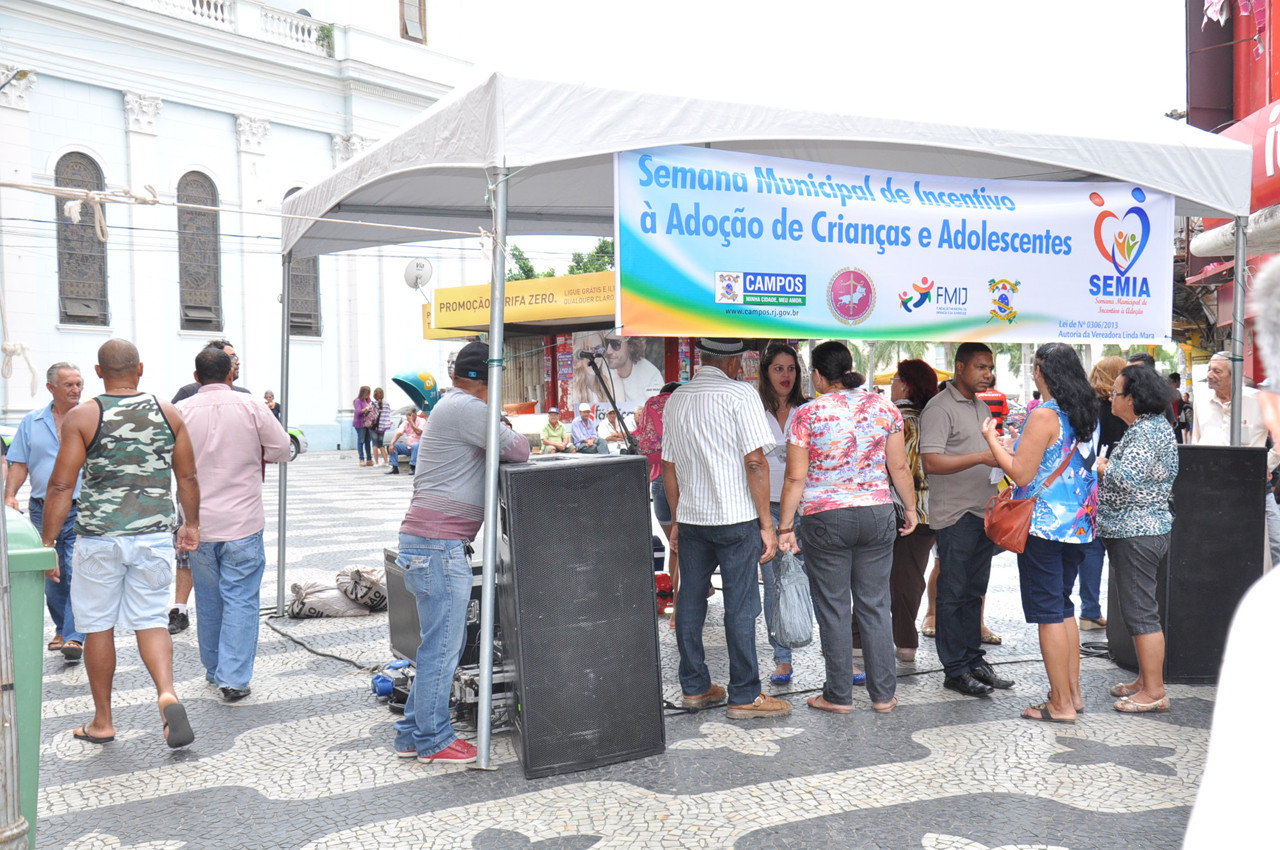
29, 452, 1212, 849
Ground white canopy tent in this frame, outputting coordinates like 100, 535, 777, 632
279, 72, 1253, 767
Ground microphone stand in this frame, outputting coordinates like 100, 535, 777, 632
582, 354, 639, 455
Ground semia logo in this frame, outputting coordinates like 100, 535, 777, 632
1088, 188, 1152, 298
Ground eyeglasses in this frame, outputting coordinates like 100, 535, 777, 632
604, 338, 624, 351
1110, 391, 1126, 399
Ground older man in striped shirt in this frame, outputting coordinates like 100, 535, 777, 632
662, 338, 791, 719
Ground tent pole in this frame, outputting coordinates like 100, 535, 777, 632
477, 167, 508, 769
1231, 216, 1247, 446
277, 253, 293, 615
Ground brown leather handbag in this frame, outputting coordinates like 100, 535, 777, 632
984, 444, 1077, 553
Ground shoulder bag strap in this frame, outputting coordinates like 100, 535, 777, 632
1030, 441, 1078, 498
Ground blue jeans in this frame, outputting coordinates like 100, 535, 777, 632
356, 426, 374, 461
30, 499, 83, 643
191, 531, 267, 690
391, 441, 419, 467
1072, 537, 1105, 620
1017, 534, 1087, 624
934, 512, 997, 678
392, 534, 471, 756
675, 519, 762, 706
759, 502, 804, 665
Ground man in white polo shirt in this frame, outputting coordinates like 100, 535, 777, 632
1192, 351, 1280, 568
662, 338, 790, 719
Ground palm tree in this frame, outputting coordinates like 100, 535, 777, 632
848, 340, 932, 381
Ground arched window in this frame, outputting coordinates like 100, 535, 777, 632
55, 153, 108, 325
284, 187, 321, 336
177, 171, 222, 331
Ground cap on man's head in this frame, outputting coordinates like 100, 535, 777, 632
452, 341, 488, 381
547, 406, 559, 414
578, 402, 591, 412
695, 338, 750, 356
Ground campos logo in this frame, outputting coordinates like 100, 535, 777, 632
828, 268, 875, 326
1091, 188, 1150, 276
714, 272, 743, 304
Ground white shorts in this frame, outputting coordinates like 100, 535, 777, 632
70, 531, 174, 633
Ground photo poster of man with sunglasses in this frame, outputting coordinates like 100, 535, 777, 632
571, 331, 666, 414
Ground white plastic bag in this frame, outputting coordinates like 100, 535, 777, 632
768, 551, 813, 649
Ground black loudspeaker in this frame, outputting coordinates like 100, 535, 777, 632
386, 549, 492, 666
498, 453, 664, 778
1108, 445, 1266, 683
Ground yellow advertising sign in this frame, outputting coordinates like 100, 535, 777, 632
421, 301, 476, 340
430, 271, 615, 331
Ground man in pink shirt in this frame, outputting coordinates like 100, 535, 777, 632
176, 347, 291, 701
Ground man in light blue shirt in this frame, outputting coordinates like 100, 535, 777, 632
4, 362, 85, 660
571, 403, 601, 453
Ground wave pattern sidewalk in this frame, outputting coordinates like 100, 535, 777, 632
34, 452, 1215, 849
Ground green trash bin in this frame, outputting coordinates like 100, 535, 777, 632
7, 509, 55, 850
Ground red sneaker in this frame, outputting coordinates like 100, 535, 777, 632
418, 739, 477, 764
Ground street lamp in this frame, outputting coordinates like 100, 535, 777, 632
0, 69, 31, 94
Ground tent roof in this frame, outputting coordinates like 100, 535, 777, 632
282, 73, 1252, 259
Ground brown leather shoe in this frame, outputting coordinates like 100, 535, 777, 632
681, 684, 726, 709
726, 693, 792, 719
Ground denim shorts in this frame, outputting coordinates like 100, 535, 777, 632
651, 478, 672, 525
71, 531, 175, 633
1015, 534, 1087, 624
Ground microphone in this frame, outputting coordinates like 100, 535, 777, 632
577, 350, 599, 361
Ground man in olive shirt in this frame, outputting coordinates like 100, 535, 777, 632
919, 342, 1013, 698
539, 407, 572, 453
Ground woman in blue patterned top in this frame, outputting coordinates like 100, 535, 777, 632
1096, 363, 1178, 714
984, 343, 1098, 724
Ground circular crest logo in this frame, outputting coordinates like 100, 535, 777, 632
827, 268, 875, 326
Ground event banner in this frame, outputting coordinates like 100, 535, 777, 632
615, 145, 1175, 343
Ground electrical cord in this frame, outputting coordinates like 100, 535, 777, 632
260, 612, 380, 673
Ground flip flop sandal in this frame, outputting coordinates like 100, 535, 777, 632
61, 641, 83, 661
72, 725, 115, 744
1022, 702, 1076, 724
920, 624, 936, 638
981, 631, 1003, 645
807, 696, 853, 714
1046, 690, 1084, 713
48, 636, 64, 652
162, 702, 195, 749
1114, 695, 1170, 713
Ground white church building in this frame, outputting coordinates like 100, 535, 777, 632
0, 0, 496, 449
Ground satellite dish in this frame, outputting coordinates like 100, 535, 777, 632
405, 258, 433, 290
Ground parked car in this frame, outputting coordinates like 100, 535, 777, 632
288, 426, 307, 461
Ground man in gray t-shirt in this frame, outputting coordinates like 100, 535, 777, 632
391, 341, 529, 765
919, 342, 1013, 698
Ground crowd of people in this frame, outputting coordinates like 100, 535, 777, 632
646, 336, 1244, 726
7, 337, 291, 750
12, 327, 1277, 776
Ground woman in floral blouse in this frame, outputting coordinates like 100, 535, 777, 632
778, 341, 917, 714
1096, 364, 1179, 713
984, 343, 1098, 724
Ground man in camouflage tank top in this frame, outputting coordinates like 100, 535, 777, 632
41, 339, 202, 749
